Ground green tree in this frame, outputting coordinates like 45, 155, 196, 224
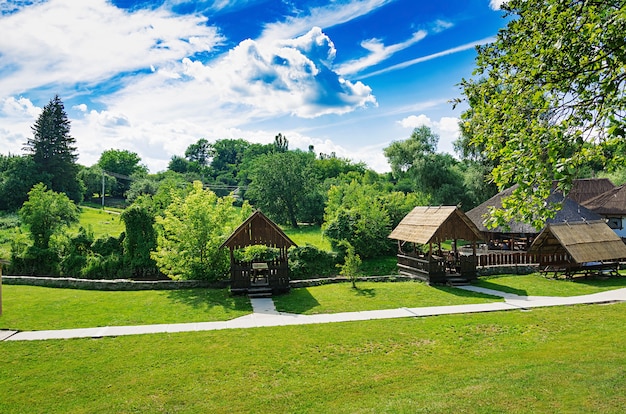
24, 95, 83, 202
338, 240, 362, 289
185, 138, 212, 167
458, 0, 626, 229
384, 126, 470, 206
19, 183, 79, 249
77, 165, 117, 200
152, 181, 252, 281
0, 154, 43, 211
98, 149, 147, 197
121, 204, 159, 277
323, 181, 392, 259
247, 151, 320, 227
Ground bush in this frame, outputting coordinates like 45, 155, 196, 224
233, 245, 280, 262
10, 246, 60, 275
0, 213, 20, 230
81, 254, 128, 279
288, 244, 339, 279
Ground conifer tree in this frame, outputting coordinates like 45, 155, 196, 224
24, 95, 82, 202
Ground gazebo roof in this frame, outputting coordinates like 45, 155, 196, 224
388, 206, 483, 244
529, 220, 626, 264
221, 210, 297, 250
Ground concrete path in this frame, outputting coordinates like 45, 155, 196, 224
3, 286, 626, 342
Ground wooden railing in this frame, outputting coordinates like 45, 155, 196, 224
476, 252, 571, 268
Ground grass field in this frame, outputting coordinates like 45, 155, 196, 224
282, 224, 333, 251
274, 281, 501, 314
0, 285, 251, 331
71, 206, 124, 237
476, 273, 626, 297
1, 302, 625, 413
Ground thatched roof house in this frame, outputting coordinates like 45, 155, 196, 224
467, 184, 602, 246
582, 184, 626, 216
566, 178, 615, 204
529, 221, 626, 266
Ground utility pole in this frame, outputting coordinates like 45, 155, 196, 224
102, 170, 105, 209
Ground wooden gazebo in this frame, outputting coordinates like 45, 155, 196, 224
529, 220, 626, 279
389, 206, 483, 284
221, 210, 296, 295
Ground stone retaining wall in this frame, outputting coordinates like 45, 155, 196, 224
2, 275, 226, 291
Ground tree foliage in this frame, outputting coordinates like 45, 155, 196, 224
458, 0, 626, 229
19, 183, 79, 250
120, 204, 159, 277
323, 181, 420, 258
247, 150, 321, 227
0, 154, 43, 211
24, 95, 83, 202
152, 181, 252, 281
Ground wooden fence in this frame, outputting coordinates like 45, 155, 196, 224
476, 252, 571, 268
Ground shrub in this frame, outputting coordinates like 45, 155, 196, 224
0, 213, 20, 230
233, 245, 280, 262
288, 244, 339, 279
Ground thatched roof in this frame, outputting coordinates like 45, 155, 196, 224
566, 178, 615, 204
529, 221, 626, 263
388, 206, 483, 244
467, 184, 602, 234
582, 184, 626, 216
221, 210, 297, 250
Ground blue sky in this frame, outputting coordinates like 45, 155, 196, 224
0, 0, 507, 172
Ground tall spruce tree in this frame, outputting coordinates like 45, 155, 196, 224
24, 95, 82, 202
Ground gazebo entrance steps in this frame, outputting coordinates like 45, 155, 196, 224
398, 270, 472, 286
445, 277, 471, 286
248, 281, 273, 298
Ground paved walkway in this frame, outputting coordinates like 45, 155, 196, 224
2, 286, 626, 342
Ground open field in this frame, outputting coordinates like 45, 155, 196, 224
1, 302, 625, 413
71, 206, 124, 237
274, 281, 501, 314
476, 273, 626, 297
0, 285, 251, 331
282, 224, 333, 251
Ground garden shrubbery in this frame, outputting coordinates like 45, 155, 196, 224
288, 244, 339, 279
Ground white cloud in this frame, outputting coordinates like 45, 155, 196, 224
0, 0, 223, 97
489, 0, 507, 10
337, 30, 427, 76
102, 27, 376, 123
259, 0, 393, 42
398, 114, 461, 155
360, 37, 495, 79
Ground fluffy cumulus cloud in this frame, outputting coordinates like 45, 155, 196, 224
398, 114, 461, 154
0, 0, 223, 97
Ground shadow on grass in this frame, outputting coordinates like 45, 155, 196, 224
165, 288, 251, 312
274, 288, 321, 314
352, 287, 376, 297
575, 276, 626, 289
433, 283, 512, 299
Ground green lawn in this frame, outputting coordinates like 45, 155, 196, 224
274, 281, 502, 314
282, 224, 332, 251
0, 285, 251, 331
1, 303, 625, 413
72, 206, 124, 237
476, 273, 626, 297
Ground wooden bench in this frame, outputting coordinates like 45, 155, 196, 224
541, 262, 620, 280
